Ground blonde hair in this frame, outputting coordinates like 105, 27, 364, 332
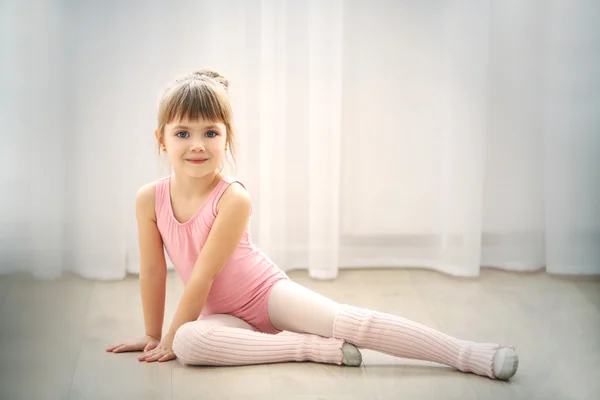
157, 68, 236, 164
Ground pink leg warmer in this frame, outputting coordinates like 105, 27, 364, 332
172, 322, 345, 366
333, 304, 506, 379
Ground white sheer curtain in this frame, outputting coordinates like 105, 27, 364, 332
1, 0, 598, 280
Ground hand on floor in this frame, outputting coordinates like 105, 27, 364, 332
138, 335, 176, 363
106, 335, 160, 354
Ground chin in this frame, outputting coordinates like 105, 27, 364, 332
185, 170, 211, 178
181, 165, 215, 178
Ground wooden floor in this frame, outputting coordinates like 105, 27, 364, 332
0, 268, 598, 400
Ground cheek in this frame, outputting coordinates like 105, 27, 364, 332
165, 141, 186, 158
209, 139, 226, 154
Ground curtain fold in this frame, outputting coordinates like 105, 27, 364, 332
306, 0, 344, 279
541, 0, 600, 274
1, 0, 598, 280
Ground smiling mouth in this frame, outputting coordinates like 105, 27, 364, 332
186, 159, 208, 164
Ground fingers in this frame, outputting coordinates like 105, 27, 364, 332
106, 343, 131, 352
140, 349, 163, 362
138, 348, 175, 363
107, 344, 129, 353
112, 344, 136, 353
106, 344, 120, 352
107, 340, 174, 363
144, 341, 158, 352
146, 352, 163, 362
158, 352, 176, 362
107, 343, 143, 353
138, 349, 156, 361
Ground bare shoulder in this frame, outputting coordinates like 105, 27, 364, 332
136, 180, 158, 221
216, 182, 252, 216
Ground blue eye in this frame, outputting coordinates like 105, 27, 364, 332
205, 130, 218, 138
176, 131, 189, 138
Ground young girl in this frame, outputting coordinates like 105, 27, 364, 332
106, 69, 519, 380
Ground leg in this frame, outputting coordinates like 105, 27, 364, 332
268, 280, 518, 380
171, 313, 347, 366
268, 280, 340, 337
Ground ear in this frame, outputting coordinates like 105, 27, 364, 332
155, 129, 164, 145
155, 129, 167, 152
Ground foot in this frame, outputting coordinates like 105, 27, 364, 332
493, 347, 519, 380
341, 342, 362, 366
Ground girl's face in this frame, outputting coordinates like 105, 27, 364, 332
159, 117, 228, 178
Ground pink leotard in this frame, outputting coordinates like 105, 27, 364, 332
154, 175, 289, 334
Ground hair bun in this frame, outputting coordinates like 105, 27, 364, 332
193, 68, 229, 89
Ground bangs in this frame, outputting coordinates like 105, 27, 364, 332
160, 80, 231, 128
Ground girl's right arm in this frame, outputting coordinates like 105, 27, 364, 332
135, 182, 167, 341
106, 182, 166, 353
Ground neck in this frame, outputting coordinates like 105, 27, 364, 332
171, 170, 222, 199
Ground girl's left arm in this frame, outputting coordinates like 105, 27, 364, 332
165, 183, 252, 342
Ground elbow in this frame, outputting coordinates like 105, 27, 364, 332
187, 270, 215, 295
192, 263, 223, 283
140, 263, 167, 279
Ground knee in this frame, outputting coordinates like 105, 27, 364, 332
172, 322, 215, 365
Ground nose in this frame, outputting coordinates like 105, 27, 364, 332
190, 137, 206, 152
